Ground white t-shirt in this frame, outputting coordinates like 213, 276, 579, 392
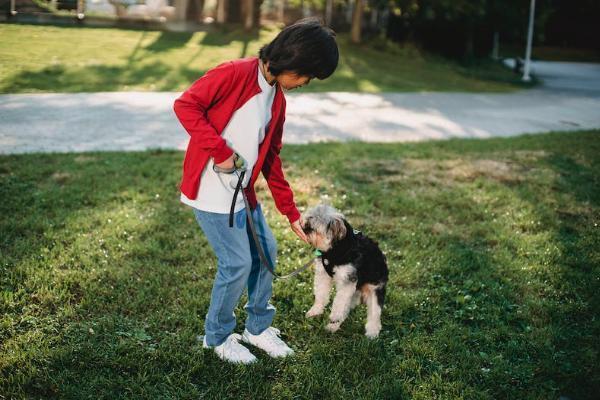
180, 64, 276, 213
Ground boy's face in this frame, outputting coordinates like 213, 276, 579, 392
276, 72, 312, 90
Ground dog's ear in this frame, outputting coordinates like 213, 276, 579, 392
327, 217, 347, 240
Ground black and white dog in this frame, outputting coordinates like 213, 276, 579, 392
301, 205, 388, 338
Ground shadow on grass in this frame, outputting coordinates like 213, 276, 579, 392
0, 61, 205, 92
144, 31, 195, 53
201, 28, 259, 59
0, 28, 260, 93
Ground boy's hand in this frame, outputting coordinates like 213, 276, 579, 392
215, 153, 236, 170
291, 218, 308, 243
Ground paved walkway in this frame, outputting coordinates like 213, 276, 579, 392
1, 61, 599, 154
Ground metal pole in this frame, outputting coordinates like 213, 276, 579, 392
492, 31, 499, 60
522, 0, 536, 82
10, 0, 17, 16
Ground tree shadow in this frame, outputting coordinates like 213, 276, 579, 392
200, 27, 259, 59
0, 61, 204, 93
143, 31, 195, 53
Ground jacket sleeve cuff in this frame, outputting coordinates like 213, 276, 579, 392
211, 140, 235, 164
286, 208, 301, 224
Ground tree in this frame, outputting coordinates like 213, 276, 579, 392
186, 0, 205, 22
107, 0, 127, 17
216, 0, 227, 23
242, 0, 253, 29
351, 0, 363, 43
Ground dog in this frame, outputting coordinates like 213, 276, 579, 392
301, 204, 388, 338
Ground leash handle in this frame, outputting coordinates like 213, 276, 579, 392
213, 152, 246, 175
212, 152, 247, 228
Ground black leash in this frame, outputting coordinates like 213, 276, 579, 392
241, 186, 315, 279
214, 160, 316, 280
229, 169, 246, 228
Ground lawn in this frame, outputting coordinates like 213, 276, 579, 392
1, 130, 599, 399
0, 23, 531, 94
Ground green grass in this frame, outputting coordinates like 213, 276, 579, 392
0, 23, 532, 94
1, 130, 599, 398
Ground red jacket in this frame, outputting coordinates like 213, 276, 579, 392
173, 57, 301, 223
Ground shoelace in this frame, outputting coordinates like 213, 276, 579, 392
218, 333, 251, 360
260, 327, 287, 347
266, 327, 281, 336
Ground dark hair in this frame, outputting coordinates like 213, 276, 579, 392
259, 18, 339, 80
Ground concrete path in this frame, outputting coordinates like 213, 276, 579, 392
1, 61, 599, 154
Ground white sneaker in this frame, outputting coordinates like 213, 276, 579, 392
203, 333, 257, 364
241, 327, 295, 358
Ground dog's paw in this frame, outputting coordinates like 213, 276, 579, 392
365, 324, 381, 339
305, 305, 324, 318
325, 320, 341, 333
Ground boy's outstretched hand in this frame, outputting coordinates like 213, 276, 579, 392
291, 218, 308, 243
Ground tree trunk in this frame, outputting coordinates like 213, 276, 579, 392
492, 31, 499, 59
108, 0, 127, 17
227, 0, 241, 22
243, 0, 254, 30
185, 0, 205, 22
351, 0, 363, 43
370, 7, 378, 29
278, 0, 285, 23
465, 21, 474, 59
216, 0, 227, 23
325, 0, 332, 26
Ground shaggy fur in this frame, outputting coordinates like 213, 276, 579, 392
302, 204, 388, 338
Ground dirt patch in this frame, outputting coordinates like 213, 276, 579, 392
289, 174, 329, 196
448, 159, 522, 183
74, 155, 98, 163
389, 158, 526, 184
513, 150, 548, 162
51, 171, 72, 184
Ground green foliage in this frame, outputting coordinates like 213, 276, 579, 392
386, 0, 531, 58
1, 131, 599, 399
387, 0, 600, 56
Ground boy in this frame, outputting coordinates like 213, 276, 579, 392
173, 18, 339, 364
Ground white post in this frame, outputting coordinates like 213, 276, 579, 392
77, 0, 85, 19
522, 0, 536, 82
10, 0, 17, 15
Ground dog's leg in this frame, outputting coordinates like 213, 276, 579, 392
365, 285, 385, 339
306, 260, 332, 318
326, 265, 359, 332
350, 290, 362, 310
326, 281, 356, 332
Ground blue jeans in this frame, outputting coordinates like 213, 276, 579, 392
193, 203, 277, 346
